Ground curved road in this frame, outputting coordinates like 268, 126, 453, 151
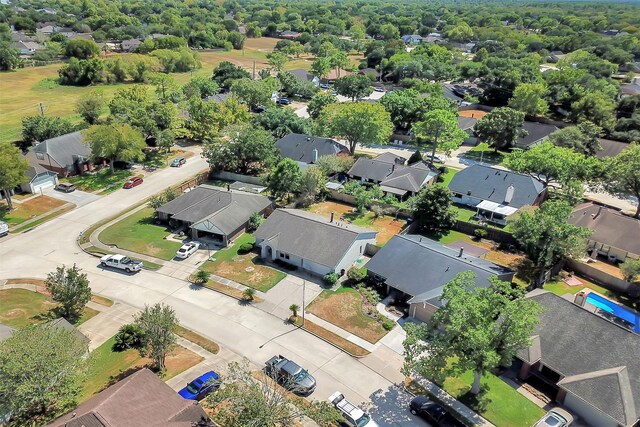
0, 157, 428, 427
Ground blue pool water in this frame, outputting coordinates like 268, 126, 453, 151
585, 293, 640, 334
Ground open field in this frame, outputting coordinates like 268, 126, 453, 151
0, 37, 314, 143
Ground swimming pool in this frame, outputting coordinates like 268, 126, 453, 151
585, 292, 640, 334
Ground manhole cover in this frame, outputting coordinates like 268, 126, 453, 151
245, 267, 255, 272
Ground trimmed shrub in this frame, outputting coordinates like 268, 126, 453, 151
323, 272, 340, 286
237, 242, 254, 254
382, 319, 395, 331
347, 267, 367, 283
474, 228, 488, 240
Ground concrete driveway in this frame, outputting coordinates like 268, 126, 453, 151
256, 273, 325, 319
43, 186, 101, 207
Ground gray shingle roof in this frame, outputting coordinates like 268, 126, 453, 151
254, 209, 377, 269
365, 235, 514, 305
348, 153, 437, 194
448, 164, 545, 209
0, 323, 15, 342
569, 202, 640, 256
275, 133, 347, 164
596, 138, 629, 159
457, 116, 477, 131
519, 291, 640, 426
514, 122, 558, 150
157, 185, 271, 235
288, 69, 316, 83
34, 131, 91, 169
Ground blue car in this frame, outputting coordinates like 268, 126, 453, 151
178, 370, 220, 400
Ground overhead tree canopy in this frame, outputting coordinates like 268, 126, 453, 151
474, 107, 526, 151
599, 143, 640, 218
0, 141, 29, 210
83, 123, 146, 173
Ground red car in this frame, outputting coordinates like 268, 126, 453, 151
123, 177, 143, 189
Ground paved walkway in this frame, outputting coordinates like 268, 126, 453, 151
77, 302, 139, 351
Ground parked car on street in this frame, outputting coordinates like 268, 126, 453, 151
100, 254, 143, 273
123, 177, 143, 189
55, 182, 76, 193
0, 221, 8, 237
409, 396, 465, 427
320, 83, 330, 89
431, 154, 447, 163
278, 97, 291, 105
178, 370, 220, 401
171, 157, 186, 167
265, 355, 316, 396
175, 242, 200, 259
373, 86, 385, 92
534, 408, 574, 427
329, 392, 378, 427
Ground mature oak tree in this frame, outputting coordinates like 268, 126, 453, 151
413, 109, 467, 166
264, 158, 303, 202
134, 303, 178, 371
333, 74, 373, 101
45, 264, 92, 320
83, 123, 146, 173
0, 142, 28, 210
412, 184, 457, 234
474, 107, 526, 151
600, 143, 640, 218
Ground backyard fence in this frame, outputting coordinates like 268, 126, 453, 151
565, 258, 632, 294
326, 190, 413, 219
175, 171, 210, 193
211, 171, 263, 185
454, 220, 518, 246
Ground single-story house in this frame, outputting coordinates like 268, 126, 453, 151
156, 185, 272, 246
69, 33, 95, 42
442, 84, 465, 105
568, 202, 640, 262
513, 121, 558, 150
10, 31, 35, 42
621, 83, 640, 97
33, 131, 93, 177
9, 41, 43, 56
458, 116, 478, 145
548, 51, 566, 63
448, 164, 547, 225
205, 93, 231, 103
121, 38, 142, 52
596, 138, 630, 159
321, 68, 353, 84
20, 151, 59, 193
401, 34, 423, 45
289, 69, 320, 87
279, 30, 301, 39
358, 68, 380, 80
49, 317, 90, 352
46, 368, 215, 427
516, 290, 640, 427
254, 208, 377, 276
366, 235, 514, 322
275, 133, 348, 167
35, 25, 59, 36
348, 152, 439, 199
424, 32, 444, 43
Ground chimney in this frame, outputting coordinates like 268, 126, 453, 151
504, 184, 515, 204
312, 148, 318, 163
330, 212, 334, 223
458, 247, 464, 257
227, 183, 231, 191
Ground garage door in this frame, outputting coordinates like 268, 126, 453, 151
31, 174, 56, 192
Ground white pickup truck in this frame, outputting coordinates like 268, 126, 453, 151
0, 221, 8, 237
100, 254, 143, 273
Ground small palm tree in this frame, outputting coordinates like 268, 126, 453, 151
242, 288, 256, 301
289, 304, 300, 318
193, 270, 210, 285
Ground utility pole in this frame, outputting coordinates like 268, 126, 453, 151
252, 60, 256, 80
38, 103, 45, 116
302, 280, 306, 326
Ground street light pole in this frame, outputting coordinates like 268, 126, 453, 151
302, 280, 306, 326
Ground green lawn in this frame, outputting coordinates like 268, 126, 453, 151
439, 167, 460, 187
544, 277, 640, 310
451, 204, 477, 222
463, 143, 509, 165
0, 196, 67, 226
0, 288, 98, 328
443, 370, 545, 427
201, 234, 285, 292
422, 230, 475, 245
99, 207, 182, 260
62, 169, 132, 192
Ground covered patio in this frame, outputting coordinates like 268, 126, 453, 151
475, 200, 518, 225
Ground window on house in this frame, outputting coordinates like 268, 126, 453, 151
279, 253, 285, 258
36, 152, 44, 160
454, 193, 462, 198
285, 254, 289, 259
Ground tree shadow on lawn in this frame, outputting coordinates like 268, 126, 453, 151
31, 306, 82, 325
455, 384, 492, 414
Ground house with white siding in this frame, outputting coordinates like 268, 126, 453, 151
253, 209, 377, 276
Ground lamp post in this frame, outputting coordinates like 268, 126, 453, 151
302, 280, 306, 326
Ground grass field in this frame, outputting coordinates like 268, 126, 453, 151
0, 37, 314, 143
201, 233, 285, 292
80, 336, 203, 401
0, 196, 67, 226
0, 288, 98, 328
99, 207, 182, 260
62, 169, 132, 192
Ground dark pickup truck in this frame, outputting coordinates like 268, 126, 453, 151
264, 355, 316, 396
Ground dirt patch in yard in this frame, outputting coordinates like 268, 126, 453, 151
306, 201, 354, 218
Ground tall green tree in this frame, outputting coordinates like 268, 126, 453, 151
600, 143, 640, 218
412, 184, 457, 234
307, 92, 337, 120
299, 166, 326, 206
0, 43, 22, 70
0, 142, 28, 211
413, 109, 467, 166
134, 303, 178, 371
75, 91, 105, 125
252, 107, 310, 139
380, 89, 425, 129
512, 201, 591, 286
403, 272, 542, 395
266, 51, 288, 72
0, 324, 88, 425
264, 158, 303, 201
474, 107, 526, 150
318, 102, 393, 155
333, 74, 373, 101
182, 76, 219, 100
508, 83, 548, 117
64, 39, 100, 59
151, 73, 180, 104
231, 77, 278, 110
571, 91, 616, 131
310, 57, 331, 80
212, 61, 251, 90
83, 124, 146, 173
548, 121, 603, 156
21, 115, 76, 143
44, 264, 92, 320
186, 96, 250, 142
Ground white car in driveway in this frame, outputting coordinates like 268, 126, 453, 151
175, 242, 200, 259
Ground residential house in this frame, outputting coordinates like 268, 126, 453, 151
121, 38, 142, 52
348, 152, 439, 199
457, 116, 479, 145
36, 8, 58, 14
254, 209, 377, 276
516, 290, 640, 427
321, 68, 353, 84
33, 131, 93, 177
69, 33, 95, 42
448, 164, 547, 225
205, 93, 231, 103
10, 31, 36, 42
568, 202, 640, 262
358, 68, 379, 80
275, 133, 348, 168
548, 51, 566, 63
46, 368, 214, 427
148, 33, 168, 40
20, 151, 59, 193
513, 121, 558, 150
441, 84, 465, 105
36, 25, 59, 37
424, 32, 444, 43
596, 138, 630, 159
156, 185, 272, 246
279, 30, 301, 39
366, 235, 514, 322
621, 83, 640, 97
288, 69, 320, 87
401, 34, 423, 45
9, 41, 43, 56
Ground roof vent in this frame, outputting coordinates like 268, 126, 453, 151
504, 184, 515, 204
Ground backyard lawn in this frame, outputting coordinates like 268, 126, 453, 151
439, 167, 459, 187
201, 234, 285, 292
462, 143, 508, 165
307, 286, 388, 344
62, 169, 132, 193
442, 370, 545, 427
0, 196, 67, 226
0, 288, 98, 328
80, 336, 203, 401
99, 207, 182, 260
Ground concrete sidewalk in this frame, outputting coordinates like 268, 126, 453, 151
77, 302, 139, 351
